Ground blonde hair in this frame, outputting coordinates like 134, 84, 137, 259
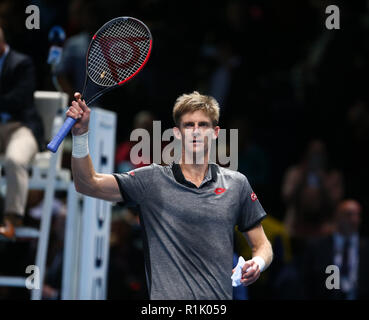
172, 91, 220, 127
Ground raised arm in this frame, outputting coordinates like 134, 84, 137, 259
68, 92, 123, 202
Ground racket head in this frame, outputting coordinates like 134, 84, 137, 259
86, 17, 152, 89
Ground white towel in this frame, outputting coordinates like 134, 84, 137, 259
231, 256, 246, 287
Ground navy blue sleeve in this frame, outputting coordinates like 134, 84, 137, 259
237, 175, 267, 232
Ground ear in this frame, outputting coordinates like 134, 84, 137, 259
212, 126, 220, 140
173, 127, 182, 140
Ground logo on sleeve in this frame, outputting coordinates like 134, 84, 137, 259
129, 170, 135, 176
214, 188, 226, 195
251, 192, 257, 201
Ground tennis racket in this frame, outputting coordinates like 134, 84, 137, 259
47, 17, 152, 152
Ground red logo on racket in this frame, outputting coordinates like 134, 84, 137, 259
214, 188, 226, 195
97, 36, 149, 83
251, 192, 257, 201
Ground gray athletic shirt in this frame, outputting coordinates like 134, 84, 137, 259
113, 162, 267, 300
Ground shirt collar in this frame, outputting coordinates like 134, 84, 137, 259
171, 162, 217, 188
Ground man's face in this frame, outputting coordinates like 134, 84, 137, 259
336, 201, 362, 235
174, 110, 219, 163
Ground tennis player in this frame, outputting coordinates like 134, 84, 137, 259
68, 91, 273, 300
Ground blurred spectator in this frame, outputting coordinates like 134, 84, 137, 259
115, 110, 155, 172
108, 207, 147, 299
0, 1, 34, 56
303, 199, 369, 299
282, 139, 344, 238
235, 116, 270, 190
0, 26, 44, 239
55, 0, 100, 101
206, 40, 241, 111
336, 100, 369, 235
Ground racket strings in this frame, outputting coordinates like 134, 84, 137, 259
88, 18, 151, 87
89, 21, 147, 85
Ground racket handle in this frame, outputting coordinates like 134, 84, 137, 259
47, 116, 77, 153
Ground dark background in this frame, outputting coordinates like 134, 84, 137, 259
0, 0, 368, 300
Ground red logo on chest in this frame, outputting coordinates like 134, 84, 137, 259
214, 188, 226, 195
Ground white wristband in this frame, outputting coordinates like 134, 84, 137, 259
252, 256, 266, 273
72, 131, 89, 158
